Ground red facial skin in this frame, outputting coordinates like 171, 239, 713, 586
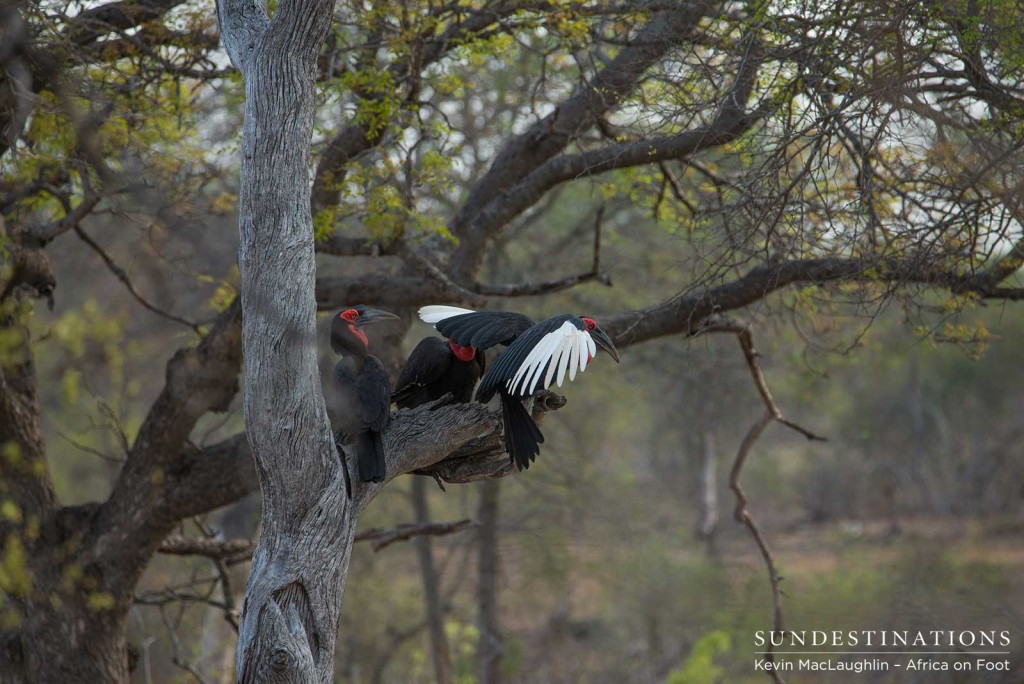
340, 309, 368, 346
581, 317, 597, 361
448, 341, 476, 362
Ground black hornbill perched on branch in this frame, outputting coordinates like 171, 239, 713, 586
418, 306, 619, 469
392, 335, 485, 409
392, 306, 533, 409
331, 305, 399, 485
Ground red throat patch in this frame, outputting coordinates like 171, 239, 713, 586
448, 341, 476, 362
349, 324, 368, 347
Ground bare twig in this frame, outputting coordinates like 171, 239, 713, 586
55, 428, 125, 464
213, 557, 239, 632
158, 604, 211, 684
403, 251, 488, 307
698, 316, 826, 441
74, 226, 201, 331
470, 207, 612, 297
656, 161, 698, 216
696, 316, 826, 684
358, 519, 475, 552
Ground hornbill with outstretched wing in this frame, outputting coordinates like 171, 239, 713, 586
392, 306, 534, 408
331, 305, 399, 485
419, 306, 619, 469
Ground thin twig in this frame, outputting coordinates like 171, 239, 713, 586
657, 161, 698, 216
729, 411, 785, 683
700, 316, 826, 441
213, 557, 239, 633
359, 518, 475, 552
158, 605, 210, 684
55, 428, 124, 464
404, 251, 488, 307
74, 226, 201, 331
471, 206, 612, 296
696, 315, 827, 684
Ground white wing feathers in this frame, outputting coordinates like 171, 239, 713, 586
509, 322, 596, 395
418, 305, 475, 324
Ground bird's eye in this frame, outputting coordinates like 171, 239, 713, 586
582, 317, 597, 331
341, 309, 359, 322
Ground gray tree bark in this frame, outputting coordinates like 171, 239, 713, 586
216, 0, 343, 680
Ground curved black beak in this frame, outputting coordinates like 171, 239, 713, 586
592, 326, 620, 363
355, 308, 400, 327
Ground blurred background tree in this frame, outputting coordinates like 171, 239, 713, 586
1, 0, 1023, 681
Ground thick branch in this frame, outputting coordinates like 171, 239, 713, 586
86, 300, 242, 591
602, 255, 1022, 350
215, 0, 268, 71
315, 273, 470, 309
64, 0, 188, 46
456, 30, 763, 276
32, 195, 102, 243
158, 519, 474, 565
448, 1, 712, 280
310, 0, 552, 214
0, 304, 57, 532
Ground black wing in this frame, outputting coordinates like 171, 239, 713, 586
435, 311, 535, 350
356, 356, 392, 432
394, 337, 453, 395
475, 314, 576, 402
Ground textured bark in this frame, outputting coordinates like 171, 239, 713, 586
0, 212, 134, 681
217, 0, 340, 679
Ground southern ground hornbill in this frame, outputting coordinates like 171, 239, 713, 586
392, 305, 534, 408
330, 305, 399, 485
418, 306, 619, 469
392, 336, 486, 408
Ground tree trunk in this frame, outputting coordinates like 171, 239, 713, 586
695, 429, 719, 551
216, 0, 342, 681
476, 479, 502, 684
411, 477, 454, 684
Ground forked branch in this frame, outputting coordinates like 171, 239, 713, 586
698, 315, 826, 684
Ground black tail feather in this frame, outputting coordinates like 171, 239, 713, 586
356, 430, 386, 483
500, 392, 544, 470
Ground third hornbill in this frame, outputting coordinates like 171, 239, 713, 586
392, 305, 533, 409
392, 336, 485, 409
419, 306, 619, 469
331, 305, 399, 485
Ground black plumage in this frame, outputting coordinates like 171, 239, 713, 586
421, 307, 619, 471
331, 306, 398, 485
393, 336, 486, 408
434, 310, 535, 349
